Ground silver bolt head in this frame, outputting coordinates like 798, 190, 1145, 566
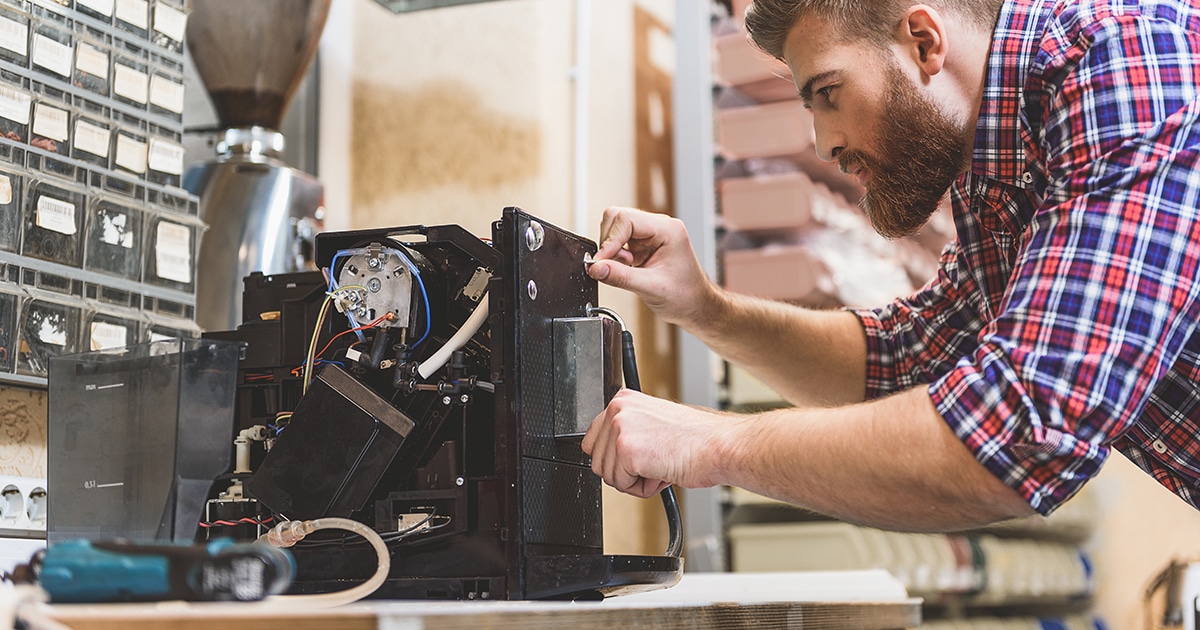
527, 280, 538, 300
456, 477, 465, 486
442, 396, 452, 405
525, 222, 545, 251
460, 394, 470, 403
367, 278, 382, 292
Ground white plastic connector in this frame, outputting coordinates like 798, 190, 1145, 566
0, 477, 46, 534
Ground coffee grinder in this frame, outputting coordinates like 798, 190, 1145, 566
182, 0, 332, 331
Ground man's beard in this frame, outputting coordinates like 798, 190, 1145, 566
839, 62, 969, 239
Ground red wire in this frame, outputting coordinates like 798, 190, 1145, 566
314, 314, 393, 360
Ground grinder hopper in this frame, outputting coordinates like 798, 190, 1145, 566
183, 0, 332, 331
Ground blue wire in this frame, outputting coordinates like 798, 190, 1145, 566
412, 267, 432, 347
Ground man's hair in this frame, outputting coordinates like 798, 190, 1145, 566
744, 0, 1004, 58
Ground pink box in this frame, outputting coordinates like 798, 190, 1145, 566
723, 245, 827, 302
714, 31, 791, 87
717, 100, 815, 160
720, 171, 815, 232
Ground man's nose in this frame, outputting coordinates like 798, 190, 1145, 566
812, 118, 845, 163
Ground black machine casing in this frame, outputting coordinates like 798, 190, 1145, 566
205, 208, 681, 600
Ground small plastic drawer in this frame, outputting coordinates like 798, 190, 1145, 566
0, 167, 23, 252
149, 0, 184, 53
84, 308, 140, 351
146, 123, 180, 187
84, 282, 139, 309
143, 212, 195, 293
0, 3, 30, 67
0, 285, 19, 373
22, 178, 83, 267
75, 0, 113, 23
72, 27, 110, 97
111, 112, 147, 178
147, 68, 182, 121
145, 184, 193, 215
72, 106, 111, 167
16, 295, 79, 376
0, 70, 32, 145
114, 0, 148, 40
29, 97, 73, 179
29, 4, 72, 80
112, 52, 149, 109
84, 197, 141, 279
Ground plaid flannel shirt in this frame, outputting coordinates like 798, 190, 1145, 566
854, 0, 1200, 514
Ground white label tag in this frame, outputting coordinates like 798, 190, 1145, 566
152, 4, 186, 42
32, 103, 67, 142
155, 221, 191, 283
149, 75, 184, 114
99, 208, 133, 248
0, 85, 30, 125
148, 139, 183, 175
0, 175, 12, 205
115, 134, 147, 173
115, 0, 147, 29
78, 0, 115, 17
37, 312, 67, 346
36, 195, 76, 235
0, 16, 27, 57
90, 321, 128, 351
75, 42, 109, 79
32, 34, 72, 77
113, 64, 148, 104
74, 120, 109, 157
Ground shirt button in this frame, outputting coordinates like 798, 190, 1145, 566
1152, 439, 1168, 454
1022, 172, 1034, 184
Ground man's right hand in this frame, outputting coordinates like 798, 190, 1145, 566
588, 206, 719, 327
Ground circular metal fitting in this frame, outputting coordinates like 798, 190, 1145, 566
442, 396, 452, 406
460, 394, 470, 404
525, 221, 545, 251
527, 280, 538, 300
367, 278, 382, 293
456, 477, 465, 486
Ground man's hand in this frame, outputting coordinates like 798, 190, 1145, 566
588, 207, 719, 327
581, 389, 737, 498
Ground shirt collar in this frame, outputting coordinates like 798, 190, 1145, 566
971, 0, 1056, 184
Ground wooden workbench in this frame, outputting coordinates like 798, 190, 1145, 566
36, 571, 922, 629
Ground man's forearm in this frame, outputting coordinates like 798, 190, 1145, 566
688, 288, 868, 407
711, 387, 1034, 531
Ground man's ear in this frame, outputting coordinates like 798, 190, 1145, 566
898, 4, 948, 78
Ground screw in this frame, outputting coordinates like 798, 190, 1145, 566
442, 396, 452, 406
525, 221, 544, 251
367, 278, 382, 292
368, 257, 381, 269
456, 477, 464, 486
460, 394, 470, 404
527, 280, 538, 300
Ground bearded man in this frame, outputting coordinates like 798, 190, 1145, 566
582, 0, 1200, 530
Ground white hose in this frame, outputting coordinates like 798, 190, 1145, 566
260, 517, 390, 608
417, 297, 489, 379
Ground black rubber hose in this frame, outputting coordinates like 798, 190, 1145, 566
620, 329, 684, 558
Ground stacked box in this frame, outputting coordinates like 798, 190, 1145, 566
0, 0, 198, 385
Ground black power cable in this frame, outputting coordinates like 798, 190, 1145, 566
589, 307, 684, 559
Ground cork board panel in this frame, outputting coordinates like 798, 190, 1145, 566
351, 79, 544, 233
0, 385, 47, 477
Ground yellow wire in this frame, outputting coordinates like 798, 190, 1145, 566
302, 285, 373, 394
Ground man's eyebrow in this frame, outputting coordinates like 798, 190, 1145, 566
798, 70, 842, 104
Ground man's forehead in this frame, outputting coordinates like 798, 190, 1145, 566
782, 15, 870, 90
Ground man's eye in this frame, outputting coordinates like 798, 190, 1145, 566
817, 86, 834, 101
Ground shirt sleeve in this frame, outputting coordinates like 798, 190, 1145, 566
930, 15, 1200, 515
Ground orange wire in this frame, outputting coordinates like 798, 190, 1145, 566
315, 314, 393, 360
